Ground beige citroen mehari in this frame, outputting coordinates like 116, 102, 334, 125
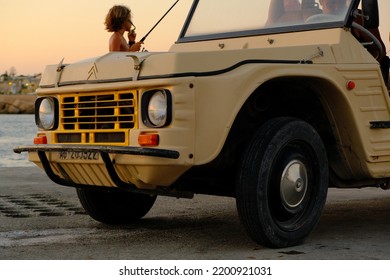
15, 0, 390, 248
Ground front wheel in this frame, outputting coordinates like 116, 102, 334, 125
77, 188, 156, 224
236, 118, 328, 248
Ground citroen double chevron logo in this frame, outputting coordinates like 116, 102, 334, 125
87, 63, 98, 80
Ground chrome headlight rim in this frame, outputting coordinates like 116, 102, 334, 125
35, 97, 58, 130
142, 89, 172, 128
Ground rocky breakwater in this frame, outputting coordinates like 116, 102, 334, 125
0, 94, 36, 114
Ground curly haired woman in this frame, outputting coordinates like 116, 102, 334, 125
105, 5, 142, 52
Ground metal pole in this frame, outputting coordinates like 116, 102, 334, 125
140, 0, 180, 42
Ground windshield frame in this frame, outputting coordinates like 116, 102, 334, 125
177, 0, 360, 43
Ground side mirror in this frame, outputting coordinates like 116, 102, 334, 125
361, 0, 379, 29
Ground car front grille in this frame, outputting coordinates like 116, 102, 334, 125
60, 91, 137, 130
54, 91, 137, 145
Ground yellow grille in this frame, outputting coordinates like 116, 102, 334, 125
54, 91, 137, 145
60, 91, 137, 130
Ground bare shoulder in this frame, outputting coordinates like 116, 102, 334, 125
109, 33, 126, 51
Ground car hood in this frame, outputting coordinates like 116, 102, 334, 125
39, 52, 156, 88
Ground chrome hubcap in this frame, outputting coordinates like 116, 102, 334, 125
280, 160, 308, 212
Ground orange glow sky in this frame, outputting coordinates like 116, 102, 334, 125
1, 0, 389, 76
0, 0, 193, 75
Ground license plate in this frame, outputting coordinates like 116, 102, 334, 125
58, 151, 99, 161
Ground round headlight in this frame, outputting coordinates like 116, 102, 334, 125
38, 98, 56, 129
147, 91, 168, 127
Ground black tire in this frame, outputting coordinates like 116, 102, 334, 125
77, 188, 156, 224
236, 117, 328, 248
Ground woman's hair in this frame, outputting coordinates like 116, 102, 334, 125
105, 5, 131, 32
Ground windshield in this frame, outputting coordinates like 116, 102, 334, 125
180, 0, 355, 41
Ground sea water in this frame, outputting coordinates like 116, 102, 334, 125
0, 114, 37, 167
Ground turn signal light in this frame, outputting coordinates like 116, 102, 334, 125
34, 135, 47, 145
138, 133, 159, 146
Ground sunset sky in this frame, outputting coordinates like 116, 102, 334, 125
0, 0, 193, 75
1, 0, 389, 76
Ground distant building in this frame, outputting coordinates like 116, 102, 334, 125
0, 74, 41, 94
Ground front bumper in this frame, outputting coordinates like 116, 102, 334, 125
14, 145, 193, 197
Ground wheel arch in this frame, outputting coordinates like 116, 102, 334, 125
223, 74, 355, 182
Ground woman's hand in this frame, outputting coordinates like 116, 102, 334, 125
128, 31, 136, 43
128, 31, 142, 52
129, 41, 142, 52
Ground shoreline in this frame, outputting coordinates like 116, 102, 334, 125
0, 94, 36, 114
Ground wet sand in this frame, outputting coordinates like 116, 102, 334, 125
1, 166, 390, 259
